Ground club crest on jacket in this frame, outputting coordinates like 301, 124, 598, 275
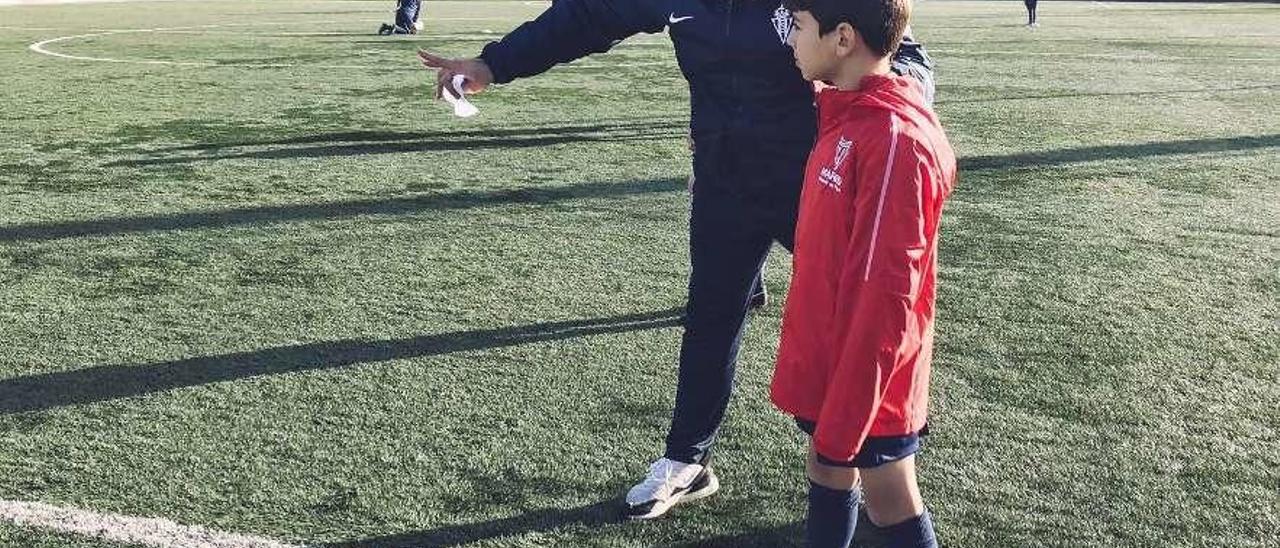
834, 136, 853, 168
819, 136, 854, 191
772, 5, 792, 45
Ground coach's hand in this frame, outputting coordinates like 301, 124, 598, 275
417, 51, 493, 99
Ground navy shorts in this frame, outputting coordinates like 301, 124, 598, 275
795, 419, 928, 469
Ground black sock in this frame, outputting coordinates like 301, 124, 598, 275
879, 510, 937, 548
806, 480, 860, 548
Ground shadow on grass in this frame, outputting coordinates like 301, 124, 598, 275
669, 522, 805, 547
147, 120, 685, 153
0, 308, 683, 415
960, 133, 1279, 171
0, 178, 682, 243
325, 497, 627, 548
105, 120, 686, 166
318, 402, 669, 546
326, 476, 805, 547
8, 135, 1273, 243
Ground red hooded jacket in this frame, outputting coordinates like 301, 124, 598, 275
770, 74, 957, 463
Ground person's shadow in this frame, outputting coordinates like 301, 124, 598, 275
0, 308, 683, 415
325, 496, 627, 547
329, 503, 809, 547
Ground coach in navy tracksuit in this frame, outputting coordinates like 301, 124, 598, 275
418, 0, 934, 520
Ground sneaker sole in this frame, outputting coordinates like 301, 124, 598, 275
624, 469, 720, 520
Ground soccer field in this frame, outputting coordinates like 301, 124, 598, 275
0, 0, 1277, 546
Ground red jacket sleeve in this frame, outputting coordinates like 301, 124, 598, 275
812, 114, 932, 463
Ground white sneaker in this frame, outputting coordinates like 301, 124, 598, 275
624, 457, 720, 520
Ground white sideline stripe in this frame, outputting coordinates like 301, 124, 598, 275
934, 49, 1280, 62
28, 24, 674, 69
4, 19, 367, 32
864, 113, 900, 282
0, 500, 302, 548
0, 0, 196, 5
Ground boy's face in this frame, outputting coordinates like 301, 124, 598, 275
786, 10, 839, 82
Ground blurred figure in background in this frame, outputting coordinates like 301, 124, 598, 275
379, 0, 423, 35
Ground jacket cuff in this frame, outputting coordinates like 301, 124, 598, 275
479, 41, 514, 85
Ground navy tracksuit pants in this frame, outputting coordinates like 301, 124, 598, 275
663, 136, 809, 464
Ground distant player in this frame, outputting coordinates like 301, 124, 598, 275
772, 0, 956, 544
378, 0, 423, 35
1025, 0, 1039, 28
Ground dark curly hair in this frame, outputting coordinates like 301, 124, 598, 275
782, 0, 911, 57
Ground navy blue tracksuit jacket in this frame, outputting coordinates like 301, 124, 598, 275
477, 0, 935, 464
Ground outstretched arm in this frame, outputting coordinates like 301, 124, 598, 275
419, 0, 666, 99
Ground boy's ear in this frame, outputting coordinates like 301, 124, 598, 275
834, 22, 859, 57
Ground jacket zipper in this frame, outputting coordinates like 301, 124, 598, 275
725, 0, 740, 120
724, 0, 734, 36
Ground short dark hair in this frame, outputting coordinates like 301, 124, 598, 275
782, 0, 911, 58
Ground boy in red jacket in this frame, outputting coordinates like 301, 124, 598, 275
772, 0, 956, 545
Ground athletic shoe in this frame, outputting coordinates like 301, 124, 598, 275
377, 23, 394, 35
624, 458, 720, 520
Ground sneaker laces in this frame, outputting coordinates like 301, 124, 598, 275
643, 458, 699, 493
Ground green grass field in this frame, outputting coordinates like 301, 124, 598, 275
1, 0, 1277, 546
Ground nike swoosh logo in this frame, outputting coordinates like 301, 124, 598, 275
668, 13, 694, 24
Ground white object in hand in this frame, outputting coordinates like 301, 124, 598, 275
441, 74, 478, 118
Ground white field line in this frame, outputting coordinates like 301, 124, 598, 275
18, 19, 379, 32
0, 499, 302, 548
0, 0, 196, 5
933, 49, 1280, 63
27, 24, 675, 69
0, 0, 544, 5
2, 18, 519, 32
28, 27, 394, 69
